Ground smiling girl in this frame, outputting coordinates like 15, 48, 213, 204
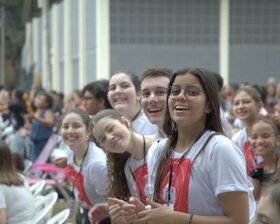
88, 109, 154, 223
231, 85, 263, 174
121, 67, 256, 224
249, 115, 280, 200
108, 71, 156, 135
60, 108, 108, 223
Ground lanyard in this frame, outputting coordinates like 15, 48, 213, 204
70, 144, 89, 199
167, 130, 206, 203
128, 135, 146, 202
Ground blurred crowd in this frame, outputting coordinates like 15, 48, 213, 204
0, 68, 280, 224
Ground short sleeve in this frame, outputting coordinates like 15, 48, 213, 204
209, 137, 249, 196
0, 190, 6, 209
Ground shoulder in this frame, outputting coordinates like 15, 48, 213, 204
231, 128, 247, 146
87, 142, 107, 168
231, 129, 242, 141
207, 134, 241, 154
201, 134, 246, 169
147, 138, 169, 162
132, 114, 157, 135
88, 142, 106, 160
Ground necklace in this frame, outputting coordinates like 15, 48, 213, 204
132, 109, 142, 121
71, 143, 89, 198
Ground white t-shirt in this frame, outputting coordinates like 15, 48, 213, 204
66, 142, 107, 207
220, 107, 231, 137
231, 128, 248, 150
132, 113, 157, 136
0, 175, 35, 224
147, 130, 255, 220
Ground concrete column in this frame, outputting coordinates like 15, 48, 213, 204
79, 0, 88, 88
23, 22, 32, 71
51, 3, 60, 91
0, 5, 5, 85
41, 0, 51, 90
32, 17, 40, 74
96, 0, 110, 80
63, 0, 72, 96
219, 0, 230, 84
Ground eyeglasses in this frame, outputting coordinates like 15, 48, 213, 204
169, 85, 202, 100
82, 96, 95, 103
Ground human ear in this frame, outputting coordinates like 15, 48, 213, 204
205, 103, 212, 114
121, 116, 131, 128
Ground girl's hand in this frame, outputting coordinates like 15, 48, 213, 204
128, 197, 145, 213
108, 197, 128, 224
135, 199, 172, 224
53, 157, 67, 168
122, 203, 136, 224
88, 203, 109, 224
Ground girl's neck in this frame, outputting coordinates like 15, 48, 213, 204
127, 132, 152, 161
124, 105, 142, 121
158, 127, 167, 139
74, 142, 89, 165
263, 153, 278, 172
244, 116, 257, 132
176, 125, 206, 152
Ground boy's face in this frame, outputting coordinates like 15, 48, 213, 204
141, 76, 169, 128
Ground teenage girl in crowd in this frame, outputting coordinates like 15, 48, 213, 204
107, 70, 157, 135
140, 68, 172, 141
29, 91, 55, 161
60, 108, 108, 224
88, 109, 154, 223
120, 67, 255, 224
231, 85, 264, 175
249, 115, 280, 200
0, 141, 35, 224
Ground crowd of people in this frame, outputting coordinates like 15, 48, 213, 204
0, 67, 280, 224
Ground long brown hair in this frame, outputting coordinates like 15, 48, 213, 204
0, 141, 23, 186
91, 109, 132, 201
153, 67, 223, 202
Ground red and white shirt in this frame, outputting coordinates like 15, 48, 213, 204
65, 142, 107, 207
147, 130, 256, 220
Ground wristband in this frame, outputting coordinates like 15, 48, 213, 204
188, 214, 194, 224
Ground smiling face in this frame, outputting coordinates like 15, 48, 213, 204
91, 117, 131, 153
60, 113, 89, 151
108, 73, 140, 118
250, 120, 278, 158
168, 74, 209, 130
140, 76, 169, 128
232, 90, 260, 123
